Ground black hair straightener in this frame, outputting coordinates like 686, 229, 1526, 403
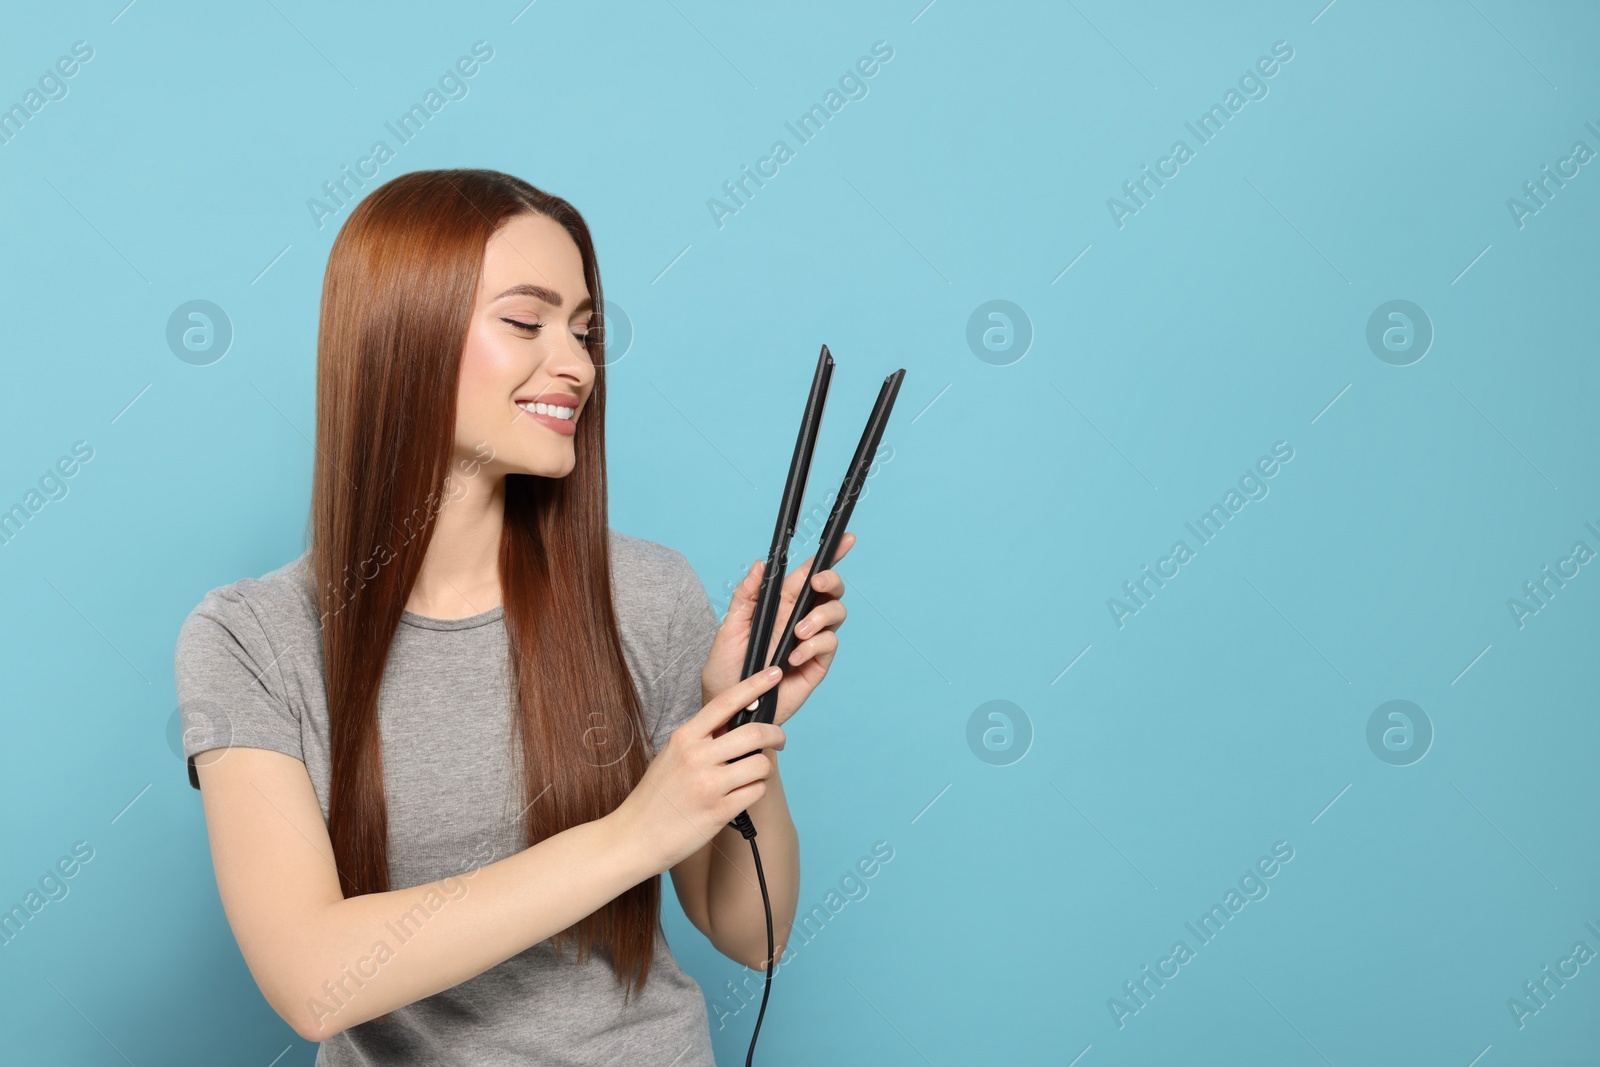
725, 344, 905, 1066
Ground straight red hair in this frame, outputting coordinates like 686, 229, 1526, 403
305, 168, 660, 1001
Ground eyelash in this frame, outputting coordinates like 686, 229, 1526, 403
503, 318, 591, 346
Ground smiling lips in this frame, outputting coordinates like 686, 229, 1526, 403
514, 393, 581, 436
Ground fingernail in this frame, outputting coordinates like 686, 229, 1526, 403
765, 665, 782, 679
796, 619, 814, 637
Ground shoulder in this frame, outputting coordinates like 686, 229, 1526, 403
608, 529, 720, 749
176, 550, 320, 665
608, 528, 700, 610
174, 551, 319, 779
606, 527, 718, 672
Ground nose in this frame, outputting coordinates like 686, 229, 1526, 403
547, 331, 595, 392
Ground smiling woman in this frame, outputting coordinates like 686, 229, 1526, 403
172, 168, 841, 1065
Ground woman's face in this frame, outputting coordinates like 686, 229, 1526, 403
455, 212, 597, 481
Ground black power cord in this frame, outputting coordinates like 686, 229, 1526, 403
728, 810, 775, 1067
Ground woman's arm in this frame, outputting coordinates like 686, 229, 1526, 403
195, 745, 657, 1043
670, 737, 800, 972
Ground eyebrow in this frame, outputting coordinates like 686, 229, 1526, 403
490, 283, 592, 311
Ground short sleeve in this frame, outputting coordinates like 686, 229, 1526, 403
648, 557, 721, 754
174, 585, 304, 788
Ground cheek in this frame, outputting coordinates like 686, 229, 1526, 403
457, 327, 524, 427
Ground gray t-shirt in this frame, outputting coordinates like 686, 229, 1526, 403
173, 528, 722, 1066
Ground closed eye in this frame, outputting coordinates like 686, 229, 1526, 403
504, 317, 590, 350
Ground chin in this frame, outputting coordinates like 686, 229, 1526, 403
508, 454, 575, 479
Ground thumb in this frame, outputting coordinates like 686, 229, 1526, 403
724, 559, 764, 627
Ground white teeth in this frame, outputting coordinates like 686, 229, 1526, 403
519, 401, 575, 420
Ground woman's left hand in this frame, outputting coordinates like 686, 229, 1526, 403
701, 532, 855, 731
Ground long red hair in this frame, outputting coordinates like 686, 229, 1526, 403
305, 168, 660, 999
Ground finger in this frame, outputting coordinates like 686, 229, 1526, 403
739, 558, 763, 596
718, 750, 775, 793
720, 780, 768, 821
723, 559, 765, 627
710, 721, 786, 763
723, 758, 777, 799
815, 531, 857, 566
793, 598, 847, 639
786, 631, 839, 667
821, 531, 857, 567
793, 531, 857, 588
807, 568, 846, 601
779, 557, 815, 604
689, 665, 783, 736
765, 532, 856, 663
782, 532, 855, 599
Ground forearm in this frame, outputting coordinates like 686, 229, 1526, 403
289, 813, 654, 1042
705, 749, 800, 971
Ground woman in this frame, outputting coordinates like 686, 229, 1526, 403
174, 168, 853, 1063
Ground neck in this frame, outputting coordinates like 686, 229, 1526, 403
404, 467, 506, 620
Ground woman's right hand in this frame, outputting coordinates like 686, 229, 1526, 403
613, 665, 788, 874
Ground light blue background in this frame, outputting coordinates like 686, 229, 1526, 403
1, 1, 1597, 1064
